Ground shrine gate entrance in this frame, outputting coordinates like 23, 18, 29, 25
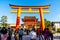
10, 4, 50, 31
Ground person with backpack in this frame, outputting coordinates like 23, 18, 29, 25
18, 28, 24, 40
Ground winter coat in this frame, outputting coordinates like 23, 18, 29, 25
43, 29, 51, 38
1, 28, 8, 40
29, 31, 37, 39
1, 29, 7, 34
36, 28, 42, 35
19, 29, 24, 35
1, 33, 8, 40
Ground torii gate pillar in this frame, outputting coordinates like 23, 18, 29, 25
16, 8, 21, 30
39, 8, 45, 31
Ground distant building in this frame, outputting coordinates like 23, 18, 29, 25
8, 23, 16, 28
52, 22, 60, 31
22, 16, 38, 29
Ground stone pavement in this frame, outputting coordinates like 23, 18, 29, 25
11, 33, 60, 40
11, 35, 60, 40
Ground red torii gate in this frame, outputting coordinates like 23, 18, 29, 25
10, 4, 50, 31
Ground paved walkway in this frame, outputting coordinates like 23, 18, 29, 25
11, 35, 60, 40
11, 33, 60, 40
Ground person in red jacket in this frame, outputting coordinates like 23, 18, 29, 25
36, 28, 44, 40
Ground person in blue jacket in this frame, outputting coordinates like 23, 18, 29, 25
18, 28, 24, 40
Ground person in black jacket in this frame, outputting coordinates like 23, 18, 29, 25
1, 27, 8, 40
7, 27, 12, 40
0, 27, 1, 40
1, 27, 7, 34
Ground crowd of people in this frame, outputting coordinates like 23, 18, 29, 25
0, 27, 53, 40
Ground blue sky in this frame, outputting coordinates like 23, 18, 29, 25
0, 0, 60, 24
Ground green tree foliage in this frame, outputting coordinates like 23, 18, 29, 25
44, 19, 53, 28
1, 16, 8, 27
36, 21, 40, 26
36, 19, 53, 27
